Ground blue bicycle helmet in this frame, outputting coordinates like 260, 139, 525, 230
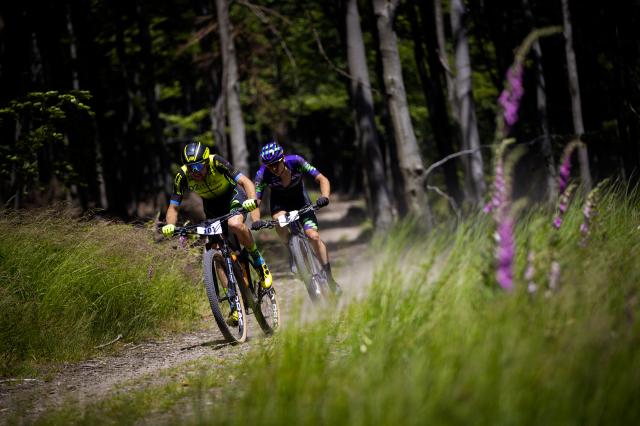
259, 141, 284, 164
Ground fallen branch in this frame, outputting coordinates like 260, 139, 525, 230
427, 185, 461, 221
424, 136, 549, 186
94, 334, 123, 349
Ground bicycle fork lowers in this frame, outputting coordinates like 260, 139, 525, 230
205, 236, 244, 328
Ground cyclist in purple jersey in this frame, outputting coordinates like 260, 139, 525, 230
250, 141, 340, 294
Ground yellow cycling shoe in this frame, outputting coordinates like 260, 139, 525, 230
258, 264, 273, 289
226, 309, 239, 326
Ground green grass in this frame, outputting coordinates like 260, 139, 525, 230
21, 186, 640, 424
0, 207, 204, 375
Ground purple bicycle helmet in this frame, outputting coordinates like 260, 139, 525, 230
259, 141, 284, 164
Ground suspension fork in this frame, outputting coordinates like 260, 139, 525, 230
210, 236, 238, 309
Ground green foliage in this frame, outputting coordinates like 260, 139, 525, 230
0, 91, 94, 199
0, 207, 203, 375
197, 188, 638, 425
32, 187, 640, 425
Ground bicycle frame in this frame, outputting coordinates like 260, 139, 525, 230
169, 208, 279, 341
173, 210, 249, 342
205, 233, 241, 311
257, 204, 329, 301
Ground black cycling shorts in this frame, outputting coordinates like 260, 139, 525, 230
202, 186, 248, 220
270, 183, 318, 230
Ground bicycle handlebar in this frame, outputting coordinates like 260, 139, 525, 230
252, 203, 324, 231
159, 207, 247, 237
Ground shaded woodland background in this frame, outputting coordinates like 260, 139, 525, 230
0, 0, 638, 226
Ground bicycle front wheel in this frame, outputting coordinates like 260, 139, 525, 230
203, 248, 247, 343
289, 236, 328, 302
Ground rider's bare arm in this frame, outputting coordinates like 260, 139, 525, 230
315, 173, 331, 199
237, 175, 257, 200
165, 203, 179, 225
249, 201, 262, 222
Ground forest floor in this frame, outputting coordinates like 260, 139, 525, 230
0, 197, 374, 422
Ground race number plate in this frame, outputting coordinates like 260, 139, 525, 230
196, 221, 223, 235
278, 210, 299, 227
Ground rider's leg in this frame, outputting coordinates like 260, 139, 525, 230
305, 228, 329, 265
229, 214, 273, 288
272, 211, 295, 273
271, 211, 289, 244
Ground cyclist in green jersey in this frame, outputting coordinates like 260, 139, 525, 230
161, 142, 273, 295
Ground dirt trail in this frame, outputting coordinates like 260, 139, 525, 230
0, 197, 373, 421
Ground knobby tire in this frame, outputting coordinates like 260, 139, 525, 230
203, 248, 247, 343
289, 235, 329, 302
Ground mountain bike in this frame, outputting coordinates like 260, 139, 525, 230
252, 203, 331, 303
168, 210, 279, 343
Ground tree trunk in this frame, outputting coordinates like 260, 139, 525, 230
345, 0, 393, 229
523, 0, 556, 201
215, 0, 248, 173
561, 0, 592, 191
434, 0, 458, 121
372, 0, 429, 221
366, 2, 406, 215
64, 3, 83, 207
413, 0, 462, 203
65, 4, 80, 91
136, 0, 169, 204
450, 0, 485, 203
613, 2, 640, 181
193, 0, 228, 158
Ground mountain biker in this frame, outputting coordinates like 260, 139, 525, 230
161, 141, 273, 322
249, 140, 341, 294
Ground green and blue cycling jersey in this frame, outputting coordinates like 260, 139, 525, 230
254, 154, 320, 230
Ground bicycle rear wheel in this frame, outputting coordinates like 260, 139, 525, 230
289, 236, 329, 302
203, 248, 247, 343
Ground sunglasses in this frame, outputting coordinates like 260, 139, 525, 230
188, 161, 207, 173
266, 159, 284, 169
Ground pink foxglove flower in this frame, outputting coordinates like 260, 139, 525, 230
498, 64, 525, 134
484, 160, 505, 214
525, 251, 537, 294
495, 215, 515, 291
553, 183, 576, 230
556, 140, 583, 194
579, 179, 608, 241
548, 260, 560, 291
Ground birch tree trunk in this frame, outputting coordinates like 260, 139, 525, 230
367, 3, 407, 215
450, 0, 485, 203
523, 0, 556, 201
561, 0, 592, 191
193, 0, 228, 158
435, 0, 458, 121
216, 0, 248, 174
413, 0, 461, 203
346, 0, 393, 229
372, 0, 429, 221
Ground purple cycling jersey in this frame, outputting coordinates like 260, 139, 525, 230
254, 154, 320, 200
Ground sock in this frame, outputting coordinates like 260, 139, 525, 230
248, 243, 264, 266
322, 263, 335, 282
